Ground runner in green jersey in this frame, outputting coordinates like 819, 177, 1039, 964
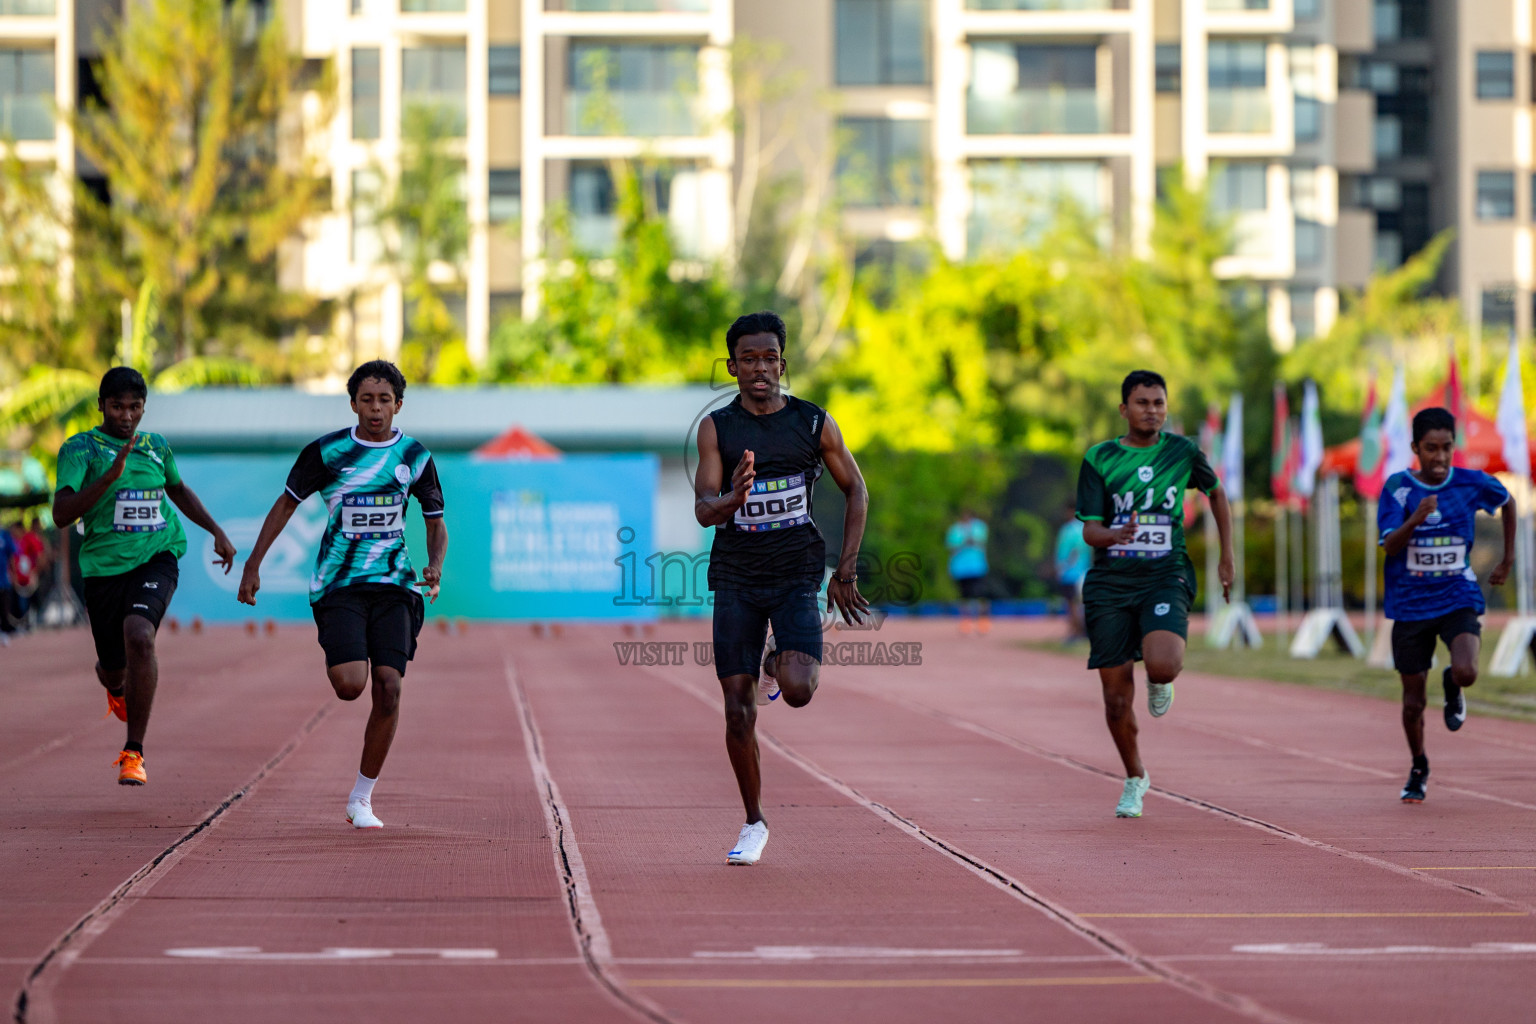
53, 367, 237, 786
1075, 370, 1234, 818
238, 361, 447, 829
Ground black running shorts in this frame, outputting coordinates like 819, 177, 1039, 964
312, 583, 425, 675
1391, 608, 1481, 676
711, 583, 824, 679
1083, 572, 1193, 670
82, 551, 180, 673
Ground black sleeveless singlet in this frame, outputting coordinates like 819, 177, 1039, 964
707, 393, 828, 591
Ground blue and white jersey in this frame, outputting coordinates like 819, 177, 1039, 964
1378, 468, 1509, 621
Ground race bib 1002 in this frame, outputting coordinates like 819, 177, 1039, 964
1407, 535, 1468, 577
113, 490, 166, 533
1108, 513, 1173, 559
341, 493, 405, 540
732, 473, 812, 533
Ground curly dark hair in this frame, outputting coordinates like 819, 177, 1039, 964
726, 311, 787, 358
347, 360, 407, 400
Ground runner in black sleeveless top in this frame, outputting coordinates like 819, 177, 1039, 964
694, 311, 869, 866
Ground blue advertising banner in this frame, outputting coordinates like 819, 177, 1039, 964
174, 454, 657, 622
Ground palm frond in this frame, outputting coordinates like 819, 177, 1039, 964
127, 278, 161, 372
151, 357, 264, 392
0, 369, 99, 434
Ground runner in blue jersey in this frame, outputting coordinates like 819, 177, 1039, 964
1378, 407, 1515, 803
238, 361, 448, 828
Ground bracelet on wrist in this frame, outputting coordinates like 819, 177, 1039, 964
833, 572, 858, 584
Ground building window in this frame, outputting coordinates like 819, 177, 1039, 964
405, 292, 468, 339
351, 48, 380, 140
1294, 97, 1320, 143
1155, 44, 1180, 94
402, 45, 467, 134
969, 43, 1102, 134
489, 45, 520, 97
0, 49, 54, 141
568, 160, 710, 257
1208, 41, 1268, 134
1476, 51, 1515, 100
1294, 219, 1322, 266
489, 168, 521, 224
0, 0, 56, 13
351, 170, 383, 264
1289, 287, 1316, 340
1292, 0, 1319, 19
1211, 161, 1267, 211
1477, 171, 1516, 220
402, 0, 466, 11
836, 118, 928, 207
835, 0, 927, 86
1482, 287, 1516, 329
968, 160, 1102, 255
1291, 44, 1319, 143
1374, 114, 1401, 160
1374, 231, 1401, 269
567, 43, 699, 136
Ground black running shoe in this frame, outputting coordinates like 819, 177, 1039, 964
1443, 667, 1466, 732
1400, 757, 1429, 803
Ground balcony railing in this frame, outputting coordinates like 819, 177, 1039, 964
555, 0, 709, 10
968, 88, 1108, 135
565, 90, 701, 136
965, 0, 1114, 9
0, 0, 55, 13
1208, 87, 1271, 133
0, 95, 53, 140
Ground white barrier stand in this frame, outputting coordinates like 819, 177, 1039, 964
1290, 608, 1364, 658
1211, 601, 1263, 649
1489, 618, 1536, 677
1367, 617, 1394, 669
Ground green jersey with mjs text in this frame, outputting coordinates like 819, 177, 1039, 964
1075, 432, 1219, 581
55, 429, 188, 578
283, 426, 445, 603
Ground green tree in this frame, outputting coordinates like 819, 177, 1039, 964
369, 104, 473, 384
66, 0, 333, 370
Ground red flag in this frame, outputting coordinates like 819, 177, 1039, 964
1271, 384, 1291, 505
1354, 375, 1386, 496
1446, 344, 1469, 467
1190, 404, 1224, 527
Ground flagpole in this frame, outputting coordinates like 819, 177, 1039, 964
1364, 499, 1377, 649
1276, 503, 1288, 648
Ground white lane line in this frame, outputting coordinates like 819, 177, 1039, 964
692, 946, 1024, 961
848, 684, 1536, 916
163, 947, 499, 961
1233, 943, 1536, 956
506, 660, 678, 1024
642, 665, 1311, 1024
15, 701, 336, 1024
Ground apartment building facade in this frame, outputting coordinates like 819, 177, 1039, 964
1, 1, 1526, 360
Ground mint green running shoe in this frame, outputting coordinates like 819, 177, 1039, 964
1147, 682, 1174, 717
1115, 774, 1150, 818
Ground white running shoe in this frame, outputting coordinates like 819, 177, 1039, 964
346, 800, 384, 829
1115, 775, 1150, 818
758, 633, 781, 706
727, 821, 769, 865
1147, 682, 1174, 718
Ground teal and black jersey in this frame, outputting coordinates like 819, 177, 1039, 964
284, 427, 444, 603
1076, 432, 1219, 584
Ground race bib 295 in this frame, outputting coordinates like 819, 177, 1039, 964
113, 490, 166, 533
733, 473, 812, 533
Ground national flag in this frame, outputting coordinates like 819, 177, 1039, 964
1354, 374, 1386, 497
1222, 393, 1245, 498
1295, 380, 1324, 501
1446, 342, 1469, 467
1496, 334, 1531, 480
1271, 383, 1292, 505
1382, 362, 1412, 477
1192, 403, 1223, 526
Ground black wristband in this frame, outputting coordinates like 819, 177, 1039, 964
832, 573, 858, 584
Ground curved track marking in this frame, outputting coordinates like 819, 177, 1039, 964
12, 701, 335, 1024
641, 666, 1312, 1024
505, 661, 681, 1024
846, 685, 1536, 916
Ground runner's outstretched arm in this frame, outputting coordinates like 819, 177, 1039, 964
1210, 485, 1235, 603
819, 414, 870, 625
419, 517, 448, 603
165, 482, 237, 573
237, 493, 301, 605
1489, 497, 1517, 587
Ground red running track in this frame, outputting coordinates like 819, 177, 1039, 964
3, 618, 1535, 1023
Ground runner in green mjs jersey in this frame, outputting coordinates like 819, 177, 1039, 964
1075, 370, 1235, 819
52, 367, 238, 786
237, 361, 447, 830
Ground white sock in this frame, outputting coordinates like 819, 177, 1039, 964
349, 771, 377, 806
